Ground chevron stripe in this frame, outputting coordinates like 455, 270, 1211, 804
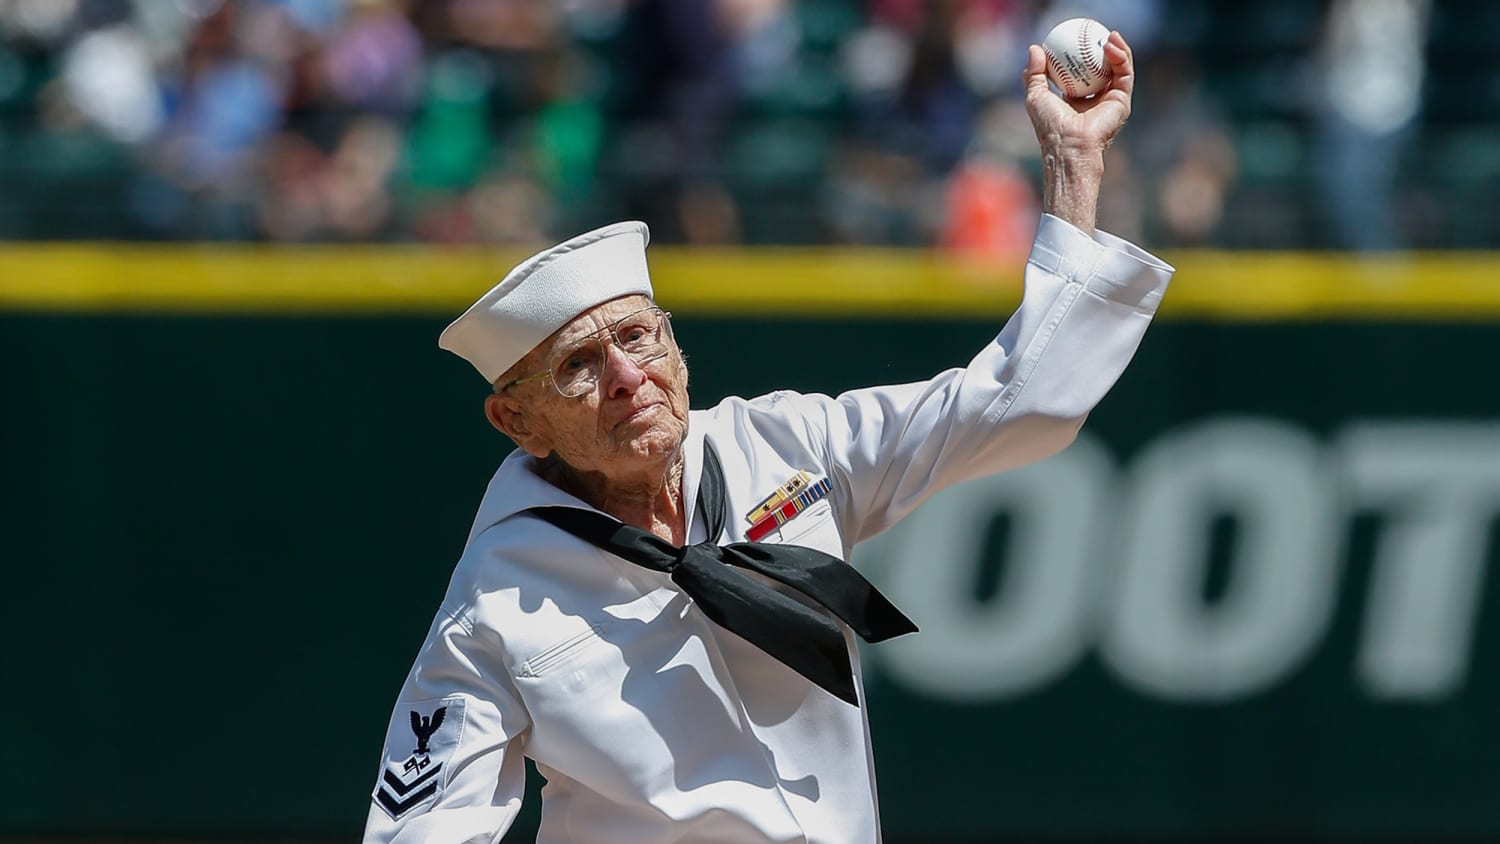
382, 762, 442, 797
375, 780, 439, 818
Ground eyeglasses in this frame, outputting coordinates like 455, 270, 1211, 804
502, 307, 675, 398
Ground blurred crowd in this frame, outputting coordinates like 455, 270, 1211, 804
0, 0, 1487, 250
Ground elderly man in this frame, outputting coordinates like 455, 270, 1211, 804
364, 33, 1170, 844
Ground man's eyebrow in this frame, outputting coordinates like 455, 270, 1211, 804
545, 336, 586, 360
548, 320, 605, 355
547, 303, 648, 354
554, 316, 598, 341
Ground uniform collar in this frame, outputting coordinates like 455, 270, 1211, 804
463, 414, 706, 549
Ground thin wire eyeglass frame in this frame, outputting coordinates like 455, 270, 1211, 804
500, 306, 675, 398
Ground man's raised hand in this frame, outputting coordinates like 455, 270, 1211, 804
1024, 30, 1135, 156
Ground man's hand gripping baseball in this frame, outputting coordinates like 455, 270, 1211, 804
1022, 30, 1135, 235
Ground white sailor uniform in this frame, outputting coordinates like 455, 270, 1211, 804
363, 215, 1174, 843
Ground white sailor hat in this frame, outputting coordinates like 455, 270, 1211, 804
439, 221, 654, 383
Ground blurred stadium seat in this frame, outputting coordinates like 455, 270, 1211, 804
0, 0, 1491, 250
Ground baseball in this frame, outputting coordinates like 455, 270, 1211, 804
1042, 18, 1112, 99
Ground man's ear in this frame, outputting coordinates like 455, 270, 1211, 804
485, 393, 551, 458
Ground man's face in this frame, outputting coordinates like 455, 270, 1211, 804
490, 295, 690, 477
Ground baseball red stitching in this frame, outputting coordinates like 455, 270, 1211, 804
1045, 51, 1078, 99
1078, 23, 1107, 78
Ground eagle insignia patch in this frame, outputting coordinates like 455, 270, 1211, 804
373, 698, 465, 820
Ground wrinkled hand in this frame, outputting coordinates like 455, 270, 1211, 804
1023, 30, 1134, 233
1023, 31, 1134, 155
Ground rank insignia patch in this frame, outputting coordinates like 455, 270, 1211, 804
746, 473, 832, 541
373, 698, 465, 820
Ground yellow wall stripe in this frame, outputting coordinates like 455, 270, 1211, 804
1, 244, 1499, 320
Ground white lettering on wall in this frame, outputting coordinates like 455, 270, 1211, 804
1340, 424, 1500, 701
860, 418, 1500, 704
1100, 418, 1340, 700
875, 436, 1113, 701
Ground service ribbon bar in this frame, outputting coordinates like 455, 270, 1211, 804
745, 470, 813, 524
746, 477, 833, 541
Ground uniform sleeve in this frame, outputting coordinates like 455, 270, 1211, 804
794, 214, 1173, 544
362, 608, 532, 844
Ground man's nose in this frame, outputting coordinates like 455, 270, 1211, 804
601, 343, 648, 399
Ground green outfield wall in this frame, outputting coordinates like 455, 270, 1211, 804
3, 248, 1500, 841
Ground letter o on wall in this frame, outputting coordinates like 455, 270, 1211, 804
1100, 418, 1341, 701
877, 436, 1114, 701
